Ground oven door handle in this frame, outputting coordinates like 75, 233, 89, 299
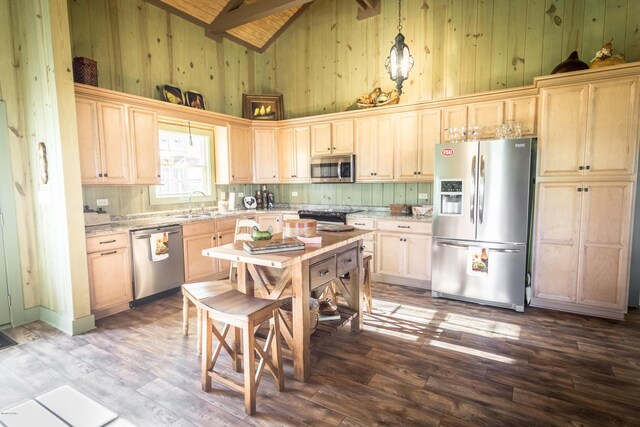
134, 230, 180, 239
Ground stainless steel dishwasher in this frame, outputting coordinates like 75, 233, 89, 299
130, 224, 184, 307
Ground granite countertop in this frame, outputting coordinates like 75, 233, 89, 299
84, 206, 431, 237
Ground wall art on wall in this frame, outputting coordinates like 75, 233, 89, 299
162, 84, 184, 105
242, 94, 284, 120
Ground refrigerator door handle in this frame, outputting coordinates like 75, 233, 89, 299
470, 155, 476, 224
437, 242, 470, 249
491, 248, 520, 253
479, 155, 485, 224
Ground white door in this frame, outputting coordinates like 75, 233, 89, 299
0, 218, 10, 326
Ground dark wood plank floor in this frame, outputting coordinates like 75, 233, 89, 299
2, 282, 640, 426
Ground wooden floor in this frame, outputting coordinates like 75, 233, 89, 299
2, 282, 640, 426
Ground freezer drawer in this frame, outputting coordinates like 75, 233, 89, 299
431, 238, 526, 311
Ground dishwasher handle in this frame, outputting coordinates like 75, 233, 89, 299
134, 230, 181, 240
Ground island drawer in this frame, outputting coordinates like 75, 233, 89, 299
86, 232, 129, 253
336, 248, 358, 276
309, 256, 337, 289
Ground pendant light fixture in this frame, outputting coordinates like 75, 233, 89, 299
385, 0, 414, 95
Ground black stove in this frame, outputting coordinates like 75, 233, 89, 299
297, 208, 363, 224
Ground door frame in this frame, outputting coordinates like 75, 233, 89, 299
0, 102, 26, 328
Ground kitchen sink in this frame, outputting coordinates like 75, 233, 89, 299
172, 214, 212, 219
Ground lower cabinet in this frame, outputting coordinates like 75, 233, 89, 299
183, 220, 218, 283
347, 218, 376, 272
86, 233, 132, 319
531, 181, 633, 319
257, 213, 283, 233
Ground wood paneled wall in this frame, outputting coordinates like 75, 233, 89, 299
67, 0, 640, 119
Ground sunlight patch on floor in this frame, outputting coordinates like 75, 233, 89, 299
441, 313, 521, 339
428, 340, 517, 364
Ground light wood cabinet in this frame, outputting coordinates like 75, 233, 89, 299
252, 128, 278, 183
76, 98, 130, 184
355, 114, 394, 181
538, 77, 639, 178
375, 219, 432, 286
86, 233, 132, 319
507, 96, 537, 136
396, 110, 437, 181
183, 220, 218, 283
310, 119, 354, 156
277, 126, 310, 182
257, 214, 283, 233
532, 181, 633, 319
468, 100, 505, 139
215, 123, 253, 184
129, 107, 160, 184
347, 218, 376, 272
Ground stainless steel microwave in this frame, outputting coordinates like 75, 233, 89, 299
310, 155, 355, 183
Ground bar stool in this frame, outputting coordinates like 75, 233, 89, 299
200, 290, 284, 415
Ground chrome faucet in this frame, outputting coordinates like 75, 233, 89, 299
188, 190, 207, 215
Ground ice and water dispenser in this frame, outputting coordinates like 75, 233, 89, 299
439, 180, 463, 215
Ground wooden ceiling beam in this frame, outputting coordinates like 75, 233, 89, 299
209, 0, 314, 35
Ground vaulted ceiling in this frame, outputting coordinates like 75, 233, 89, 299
147, 0, 380, 52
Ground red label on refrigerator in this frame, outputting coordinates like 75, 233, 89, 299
441, 148, 454, 157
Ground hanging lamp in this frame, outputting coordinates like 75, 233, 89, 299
385, 0, 414, 95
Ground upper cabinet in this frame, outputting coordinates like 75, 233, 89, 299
396, 109, 439, 181
355, 114, 395, 181
507, 96, 537, 136
277, 126, 310, 182
252, 127, 278, 183
310, 119, 354, 156
129, 107, 160, 185
76, 98, 130, 184
468, 100, 505, 139
538, 77, 639, 178
216, 123, 253, 184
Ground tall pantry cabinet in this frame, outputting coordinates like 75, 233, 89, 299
531, 69, 639, 320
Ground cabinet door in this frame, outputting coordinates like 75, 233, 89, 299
405, 234, 432, 281
253, 128, 278, 182
376, 232, 404, 277
183, 234, 217, 283
468, 100, 504, 139
229, 124, 253, 183
394, 112, 421, 181
442, 106, 467, 141
538, 85, 587, 177
577, 182, 632, 310
332, 119, 354, 154
257, 214, 282, 233
293, 126, 311, 181
374, 115, 395, 180
417, 109, 440, 179
76, 98, 102, 184
87, 247, 132, 313
507, 96, 537, 136
355, 117, 377, 180
585, 78, 638, 177
129, 107, 160, 184
532, 182, 582, 303
277, 128, 295, 181
311, 123, 332, 156
97, 102, 130, 184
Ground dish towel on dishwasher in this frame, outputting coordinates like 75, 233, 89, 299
150, 232, 169, 261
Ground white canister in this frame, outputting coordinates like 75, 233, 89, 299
228, 193, 236, 211
218, 200, 229, 213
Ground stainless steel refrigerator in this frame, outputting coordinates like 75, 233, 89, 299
431, 138, 536, 312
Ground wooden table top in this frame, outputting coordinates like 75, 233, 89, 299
202, 229, 374, 268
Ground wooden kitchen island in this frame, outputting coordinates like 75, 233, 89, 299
202, 229, 373, 381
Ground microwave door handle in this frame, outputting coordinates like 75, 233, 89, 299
337, 160, 342, 180
479, 155, 485, 224
470, 155, 476, 224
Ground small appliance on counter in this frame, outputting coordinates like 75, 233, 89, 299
243, 196, 257, 209
83, 206, 110, 226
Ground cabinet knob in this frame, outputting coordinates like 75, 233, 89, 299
157, 174, 161, 178
327, 147, 330, 151
578, 166, 584, 171
417, 171, 421, 175
577, 187, 583, 192
585, 165, 591, 171
104, 173, 108, 177
584, 186, 589, 192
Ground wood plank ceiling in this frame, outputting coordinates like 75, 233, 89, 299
147, 0, 381, 52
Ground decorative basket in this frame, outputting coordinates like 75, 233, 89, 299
72, 57, 98, 86
280, 297, 318, 335
389, 204, 411, 216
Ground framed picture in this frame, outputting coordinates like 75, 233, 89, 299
242, 94, 284, 120
185, 91, 206, 110
162, 84, 184, 105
